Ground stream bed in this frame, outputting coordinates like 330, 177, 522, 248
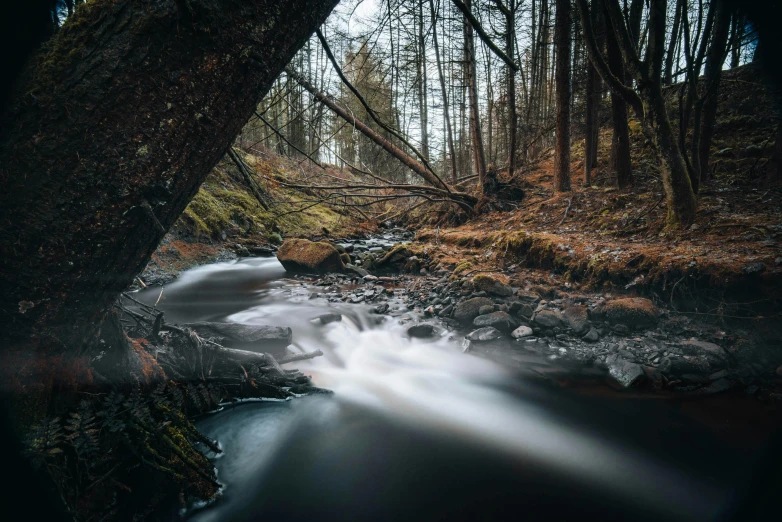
133, 236, 781, 522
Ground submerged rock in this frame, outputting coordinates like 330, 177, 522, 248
407, 324, 436, 339
466, 327, 503, 342
312, 312, 342, 325
453, 297, 494, 324
277, 238, 344, 274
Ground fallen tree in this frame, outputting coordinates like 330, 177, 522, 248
283, 66, 479, 212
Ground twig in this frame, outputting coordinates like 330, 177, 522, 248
557, 193, 575, 227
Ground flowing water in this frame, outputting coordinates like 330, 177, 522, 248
134, 241, 780, 522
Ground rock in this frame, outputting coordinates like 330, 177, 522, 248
407, 324, 436, 339
776, 364, 782, 377
599, 298, 659, 329
643, 366, 663, 388
669, 356, 712, 376
563, 304, 590, 334
362, 274, 378, 282
340, 253, 352, 265
344, 264, 369, 277
473, 311, 515, 332
182, 322, 292, 356
375, 244, 413, 271
515, 290, 541, 303
465, 327, 503, 342
372, 303, 390, 314
312, 313, 342, 325
473, 274, 513, 297
478, 305, 495, 316
453, 297, 494, 324
679, 339, 728, 363
511, 325, 534, 339
697, 378, 733, 396
277, 239, 344, 274
247, 245, 274, 257
606, 357, 645, 388
583, 328, 600, 342
533, 310, 562, 328
743, 262, 765, 274
612, 324, 630, 335
439, 304, 454, 317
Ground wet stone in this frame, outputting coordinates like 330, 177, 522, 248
407, 324, 436, 339
453, 297, 494, 325
563, 305, 590, 335
583, 328, 600, 342
466, 327, 503, 342
534, 310, 562, 328
312, 313, 342, 325
606, 356, 645, 388
473, 311, 515, 332
511, 325, 534, 339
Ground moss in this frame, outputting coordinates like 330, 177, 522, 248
453, 261, 473, 275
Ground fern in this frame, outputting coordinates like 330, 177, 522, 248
65, 401, 99, 460
26, 416, 65, 466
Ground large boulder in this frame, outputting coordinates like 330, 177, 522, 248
453, 297, 494, 324
182, 322, 292, 356
599, 298, 659, 328
276, 238, 345, 274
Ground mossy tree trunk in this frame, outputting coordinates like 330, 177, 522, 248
0, 0, 338, 392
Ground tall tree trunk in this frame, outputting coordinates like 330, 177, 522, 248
418, 0, 430, 160
696, 0, 732, 184
584, 0, 603, 183
553, 0, 572, 191
604, 0, 632, 187
429, 0, 458, 181
505, 0, 518, 177
0, 0, 339, 388
641, 0, 697, 227
463, 0, 488, 186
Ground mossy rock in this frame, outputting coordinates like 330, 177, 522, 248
277, 239, 344, 274
598, 298, 659, 328
473, 274, 513, 296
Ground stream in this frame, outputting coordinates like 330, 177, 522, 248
134, 236, 780, 522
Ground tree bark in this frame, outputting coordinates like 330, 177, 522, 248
584, 0, 603, 183
604, 0, 632, 187
463, 0, 488, 187
0, 0, 339, 385
696, 0, 732, 184
554, 0, 572, 191
429, 0, 459, 182
577, 0, 696, 227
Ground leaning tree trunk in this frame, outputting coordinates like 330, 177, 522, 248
0, 0, 338, 391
